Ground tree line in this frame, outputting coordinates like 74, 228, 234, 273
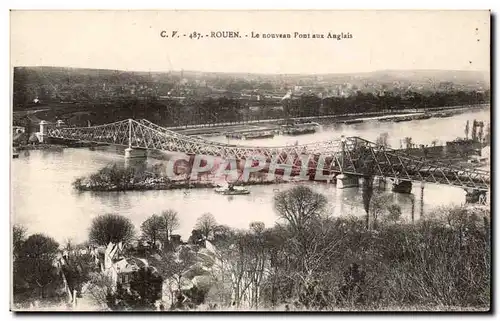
12, 185, 491, 311
13, 88, 490, 129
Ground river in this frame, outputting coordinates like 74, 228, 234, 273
11, 108, 490, 244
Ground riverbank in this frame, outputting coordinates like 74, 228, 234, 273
15, 141, 112, 151
16, 144, 66, 151
174, 104, 489, 136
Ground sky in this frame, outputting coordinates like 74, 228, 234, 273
10, 10, 491, 74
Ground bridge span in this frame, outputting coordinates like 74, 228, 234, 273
39, 118, 490, 203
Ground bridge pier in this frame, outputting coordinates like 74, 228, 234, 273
124, 147, 147, 159
392, 180, 412, 194
336, 174, 359, 189
37, 120, 48, 143
465, 189, 487, 205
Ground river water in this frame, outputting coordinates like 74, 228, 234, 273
11, 108, 490, 244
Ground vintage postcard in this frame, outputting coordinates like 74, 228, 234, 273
10, 10, 491, 312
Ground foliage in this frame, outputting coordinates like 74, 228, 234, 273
13, 184, 490, 311
107, 267, 163, 311
60, 251, 100, 301
369, 192, 396, 229
13, 224, 27, 260
385, 204, 402, 223
140, 214, 165, 249
375, 133, 390, 148
89, 214, 135, 246
73, 164, 172, 191
13, 234, 62, 301
84, 272, 115, 309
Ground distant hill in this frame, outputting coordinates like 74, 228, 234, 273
12, 66, 490, 107
13, 66, 490, 83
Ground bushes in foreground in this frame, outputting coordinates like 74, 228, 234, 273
12, 185, 491, 311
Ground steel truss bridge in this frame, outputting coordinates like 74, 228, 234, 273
46, 119, 490, 192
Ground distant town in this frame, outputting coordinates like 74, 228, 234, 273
12, 66, 490, 131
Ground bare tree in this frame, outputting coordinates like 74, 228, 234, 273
195, 213, 218, 240
375, 132, 390, 148
369, 193, 394, 229
273, 185, 330, 290
471, 120, 478, 141
155, 246, 198, 307
478, 121, 484, 145
273, 185, 327, 233
404, 137, 413, 149
161, 209, 180, 242
89, 214, 135, 246
141, 214, 165, 249
84, 272, 115, 310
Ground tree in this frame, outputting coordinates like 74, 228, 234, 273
361, 177, 374, 229
464, 120, 470, 139
195, 213, 217, 241
375, 132, 390, 148
273, 185, 327, 233
385, 204, 402, 224
273, 185, 330, 291
484, 122, 491, 146
60, 250, 100, 304
471, 120, 478, 141
404, 137, 413, 149
213, 224, 236, 245
140, 214, 165, 249
13, 224, 27, 260
89, 214, 135, 246
249, 221, 265, 234
161, 210, 180, 242
154, 246, 198, 308
369, 193, 394, 229
478, 121, 484, 145
85, 272, 115, 310
14, 234, 61, 300
18, 233, 59, 262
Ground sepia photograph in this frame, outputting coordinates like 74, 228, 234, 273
9, 9, 491, 312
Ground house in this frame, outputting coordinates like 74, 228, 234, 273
13, 126, 25, 134
114, 257, 149, 290
100, 242, 163, 300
